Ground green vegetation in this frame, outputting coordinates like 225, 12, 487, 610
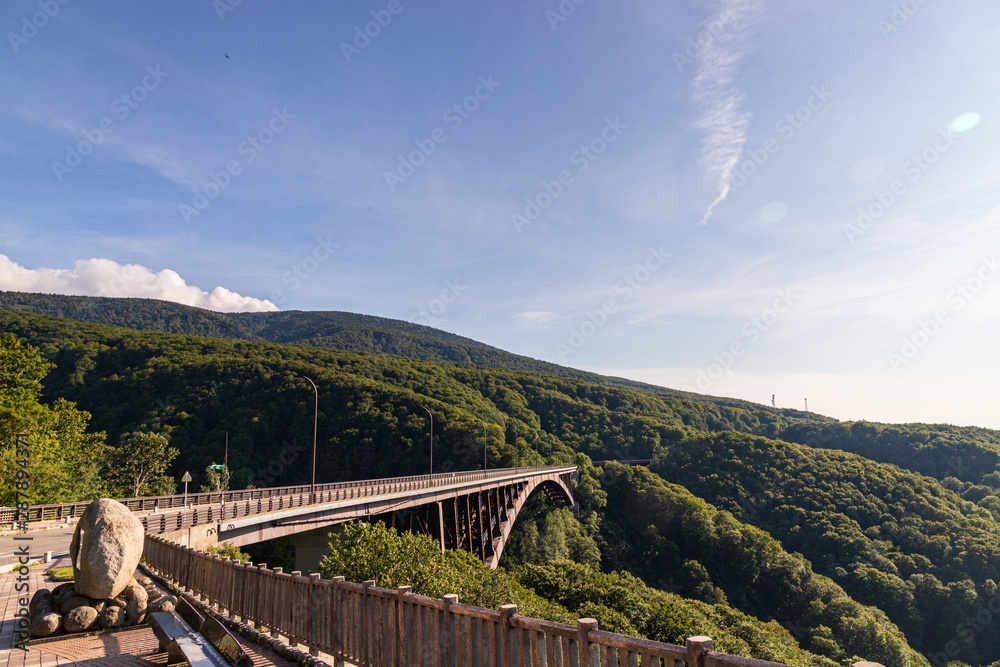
0, 333, 107, 506
4, 297, 1000, 665
108, 431, 178, 497
205, 541, 251, 563
319, 521, 835, 667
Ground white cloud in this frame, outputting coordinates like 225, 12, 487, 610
691, 0, 761, 226
0, 255, 278, 313
515, 310, 559, 329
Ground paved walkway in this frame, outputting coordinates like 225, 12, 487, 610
0, 559, 303, 667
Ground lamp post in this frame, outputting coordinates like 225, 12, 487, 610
422, 407, 433, 484
297, 375, 319, 503
480, 420, 487, 472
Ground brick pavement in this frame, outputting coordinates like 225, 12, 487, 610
0, 559, 303, 667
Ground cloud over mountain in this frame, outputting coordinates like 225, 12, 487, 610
0, 255, 278, 313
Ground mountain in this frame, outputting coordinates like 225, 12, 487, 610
0, 290, 825, 427
4, 295, 1000, 665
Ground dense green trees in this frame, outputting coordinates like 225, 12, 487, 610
0, 334, 106, 505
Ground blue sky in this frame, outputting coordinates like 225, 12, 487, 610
3, 1, 999, 428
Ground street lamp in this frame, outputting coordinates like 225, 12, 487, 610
480, 420, 487, 472
422, 406, 433, 483
297, 375, 319, 503
533, 434, 539, 467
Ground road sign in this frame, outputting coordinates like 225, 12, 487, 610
181, 471, 192, 482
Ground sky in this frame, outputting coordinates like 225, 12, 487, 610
2, 1, 999, 429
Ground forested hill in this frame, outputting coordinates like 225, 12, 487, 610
0, 290, 819, 424
5, 292, 1000, 485
7, 308, 1000, 665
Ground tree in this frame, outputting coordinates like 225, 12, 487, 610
0, 335, 107, 506
108, 431, 178, 497
201, 463, 230, 493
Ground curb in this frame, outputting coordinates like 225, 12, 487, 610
0, 552, 69, 575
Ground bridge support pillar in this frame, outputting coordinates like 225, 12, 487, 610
436, 501, 445, 553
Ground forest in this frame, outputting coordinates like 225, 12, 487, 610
3, 296, 1000, 667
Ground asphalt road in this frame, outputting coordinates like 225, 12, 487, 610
0, 526, 75, 568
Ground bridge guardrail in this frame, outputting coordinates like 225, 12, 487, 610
1, 466, 576, 528
142, 533, 786, 667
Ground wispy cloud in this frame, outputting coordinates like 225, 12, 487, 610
691, 0, 762, 226
515, 310, 559, 329
0, 255, 278, 313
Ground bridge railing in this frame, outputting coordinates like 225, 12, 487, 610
142, 533, 785, 667
1, 466, 576, 528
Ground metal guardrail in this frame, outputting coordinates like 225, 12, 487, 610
0, 466, 576, 527
143, 532, 788, 667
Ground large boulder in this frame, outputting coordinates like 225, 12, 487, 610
64, 606, 98, 633
69, 498, 144, 599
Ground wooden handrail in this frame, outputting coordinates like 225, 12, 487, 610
141, 533, 805, 667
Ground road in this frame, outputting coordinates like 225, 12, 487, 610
0, 526, 75, 568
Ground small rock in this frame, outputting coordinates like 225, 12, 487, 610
64, 606, 98, 633
148, 595, 177, 613
124, 597, 145, 626
98, 605, 125, 629
58, 596, 91, 615
91, 599, 106, 614
30, 611, 62, 637
109, 596, 127, 609
29, 590, 56, 617
51, 582, 75, 597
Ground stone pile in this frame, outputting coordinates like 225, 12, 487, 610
28, 573, 179, 637
28, 497, 178, 638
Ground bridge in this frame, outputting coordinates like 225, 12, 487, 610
5, 466, 577, 572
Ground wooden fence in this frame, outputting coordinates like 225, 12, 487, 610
0, 466, 571, 526
143, 533, 792, 667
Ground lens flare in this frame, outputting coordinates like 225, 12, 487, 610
949, 112, 980, 134
760, 201, 788, 224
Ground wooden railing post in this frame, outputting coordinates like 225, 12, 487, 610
500, 604, 517, 667
332, 576, 346, 666
309, 573, 321, 657
578, 618, 599, 667
687, 636, 714, 667
443, 594, 458, 667
397, 585, 412, 667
